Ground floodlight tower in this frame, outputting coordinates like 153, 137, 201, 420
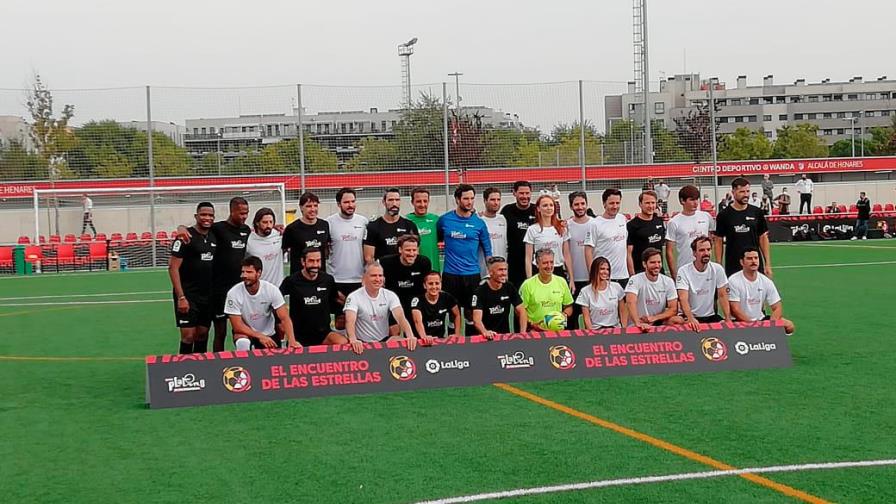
633, 0, 653, 163
398, 38, 418, 110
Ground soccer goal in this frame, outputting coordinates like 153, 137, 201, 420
32, 183, 286, 269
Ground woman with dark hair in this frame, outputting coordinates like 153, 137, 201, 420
575, 256, 627, 329
524, 194, 574, 291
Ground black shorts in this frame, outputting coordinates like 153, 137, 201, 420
297, 326, 333, 347
174, 294, 213, 329
442, 272, 481, 322
696, 314, 724, 323
612, 278, 629, 289
211, 288, 229, 320
332, 282, 362, 315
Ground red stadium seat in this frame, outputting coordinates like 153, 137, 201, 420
63, 234, 77, 243
79, 233, 93, 242
169, 230, 178, 239
140, 232, 153, 240
55, 244, 76, 271
49, 234, 61, 243
95, 233, 107, 242
772, 208, 780, 215
87, 242, 108, 270
886, 203, 895, 212
872, 203, 883, 212
17, 236, 30, 244
110, 232, 123, 241
125, 232, 139, 241
0, 246, 13, 269
38, 236, 46, 244
812, 206, 823, 214
24, 245, 42, 265
842, 205, 851, 213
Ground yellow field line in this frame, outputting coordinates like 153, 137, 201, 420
494, 383, 830, 504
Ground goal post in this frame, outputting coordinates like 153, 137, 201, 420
33, 183, 287, 269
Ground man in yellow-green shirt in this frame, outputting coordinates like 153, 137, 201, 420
406, 187, 442, 272
519, 248, 573, 330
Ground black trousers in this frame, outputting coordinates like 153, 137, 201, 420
799, 193, 812, 214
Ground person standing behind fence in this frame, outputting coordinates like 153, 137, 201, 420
796, 174, 814, 214
655, 180, 671, 216
852, 192, 872, 240
761, 174, 774, 202
406, 187, 441, 272
81, 194, 97, 236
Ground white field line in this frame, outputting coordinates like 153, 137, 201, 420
776, 260, 896, 269
777, 243, 896, 250
0, 299, 169, 307
413, 459, 896, 504
0, 290, 168, 301
0, 268, 165, 280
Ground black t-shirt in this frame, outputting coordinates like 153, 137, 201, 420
715, 204, 768, 275
500, 204, 537, 278
171, 227, 217, 301
364, 217, 419, 260
856, 198, 871, 220
279, 271, 337, 339
410, 291, 458, 337
282, 219, 330, 275
472, 280, 522, 335
210, 220, 250, 292
380, 254, 432, 310
627, 214, 666, 273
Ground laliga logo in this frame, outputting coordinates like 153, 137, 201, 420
700, 337, 728, 362
222, 366, 252, 393
389, 355, 417, 381
734, 341, 777, 355
548, 345, 576, 370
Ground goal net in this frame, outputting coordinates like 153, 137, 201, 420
32, 183, 286, 271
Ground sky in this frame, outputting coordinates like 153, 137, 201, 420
1, 0, 894, 130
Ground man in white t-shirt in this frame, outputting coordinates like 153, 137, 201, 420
246, 207, 285, 286
655, 180, 671, 216
81, 193, 97, 236
566, 191, 594, 329
795, 174, 814, 214
727, 247, 795, 334
585, 188, 629, 287
665, 184, 715, 279
479, 187, 508, 277
676, 235, 731, 332
326, 188, 370, 331
344, 262, 418, 354
224, 256, 296, 350
625, 247, 683, 332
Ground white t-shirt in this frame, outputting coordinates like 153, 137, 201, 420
247, 229, 284, 287
479, 213, 508, 276
795, 179, 814, 195
524, 224, 569, 267
82, 197, 93, 213
727, 270, 781, 321
665, 211, 715, 268
675, 262, 728, 318
625, 272, 677, 318
575, 282, 624, 328
655, 184, 671, 201
344, 287, 402, 342
586, 214, 629, 280
326, 213, 369, 283
224, 280, 286, 337
567, 217, 594, 282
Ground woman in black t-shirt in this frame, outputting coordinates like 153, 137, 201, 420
410, 272, 462, 342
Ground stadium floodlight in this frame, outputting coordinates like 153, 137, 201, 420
398, 37, 418, 110
405, 37, 418, 47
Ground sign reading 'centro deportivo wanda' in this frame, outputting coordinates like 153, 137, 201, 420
145, 322, 791, 409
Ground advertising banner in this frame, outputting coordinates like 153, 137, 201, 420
146, 322, 792, 409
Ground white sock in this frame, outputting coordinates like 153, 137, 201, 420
235, 338, 252, 351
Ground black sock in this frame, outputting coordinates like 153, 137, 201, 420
193, 339, 208, 353
179, 341, 193, 354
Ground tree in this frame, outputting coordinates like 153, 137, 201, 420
392, 93, 445, 169
0, 141, 48, 180
351, 137, 400, 170
651, 121, 690, 162
772, 124, 828, 159
602, 119, 640, 164
26, 73, 78, 179
718, 127, 774, 161
673, 103, 714, 162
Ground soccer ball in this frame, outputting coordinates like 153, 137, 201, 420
548, 345, 576, 370
222, 366, 252, 392
388, 355, 417, 381
543, 311, 567, 331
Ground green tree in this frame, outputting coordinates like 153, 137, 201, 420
651, 121, 690, 162
392, 93, 445, 169
26, 73, 78, 179
772, 124, 828, 159
718, 127, 774, 161
673, 103, 714, 162
0, 141, 48, 180
351, 137, 400, 170
602, 119, 639, 164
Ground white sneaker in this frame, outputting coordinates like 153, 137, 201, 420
862, 236, 867, 240
850, 236, 858, 240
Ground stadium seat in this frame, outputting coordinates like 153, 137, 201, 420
79, 233, 93, 242
812, 206, 823, 214
49, 234, 61, 244
63, 234, 77, 243
886, 203, 895, 212
772, 208, 780, 215
0, 246, 13, 269
55, 244, 76, 271
155, 231, 170, 248
169, 230, 178, 239
38, 236, 46, 244
95, 233, 107, 242
17, 236, 30, 244
842, 205, 850, 213
87, 242, 108, 271
24, 245, 42, 266
139, 232, 153, 245
872, 203, 883, 212
125, 232, 138, 242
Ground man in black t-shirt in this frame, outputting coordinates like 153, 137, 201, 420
714, 178, 771, 277
627, 190, 666, 274
853, 192, 872, 240
410, 272, 461, 341
279, 247, 348, 347
283, 191, 331, 275
168, 202, 217, 354
380, 234, 432, 319
472, 257, 527, 338
364, 188, 419, 262
499, 181, 537, 300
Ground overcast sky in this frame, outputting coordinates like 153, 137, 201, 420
2, 0, 894, 129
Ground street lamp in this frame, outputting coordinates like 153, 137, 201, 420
843, 117, 857, 157
398, 38, 418, 110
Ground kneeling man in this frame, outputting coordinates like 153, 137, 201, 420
625, 247, 684, 331
225, 256, 297, 350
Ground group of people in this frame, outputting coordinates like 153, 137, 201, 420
168, 178, 795, 356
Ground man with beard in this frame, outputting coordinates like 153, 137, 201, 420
715, 177, 771, 277
500, 181, 537, 290
283, 192, 331, 275
246, 207, 284, 286
585, 188, 629, 288
345, 262, 418, 354
728, 247, 794, 334
676, 236, 731, 331
225, 256, 296, 350
169, 202, 217, 354
438, 184, 492, 335
625, 248, 683, 332
478, 187, 507, 277
176, 197, 251, 352
472, 256, 528, 338
566, 191, 594, 329
406, 187, 441, 272
326, 188, 369, 331
364, 188, 419, 263
627, 190, 666, 274
279, 247, 347, 347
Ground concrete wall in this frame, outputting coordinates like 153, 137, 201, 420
3, 180, 896, 243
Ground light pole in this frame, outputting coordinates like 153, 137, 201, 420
398, 38, 418, 110
448, 72, 462, 113
844, 117, 857, 157
708, 78, 720, 208
860, 110, 865, 157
